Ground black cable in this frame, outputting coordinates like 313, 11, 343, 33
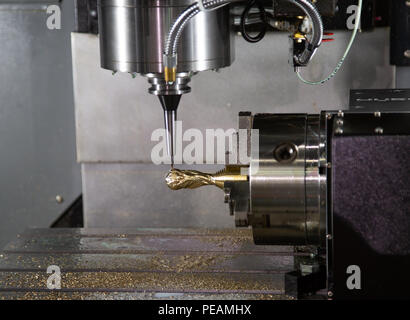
240, 0, 267, 43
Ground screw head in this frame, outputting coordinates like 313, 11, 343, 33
56, 195, 64, 204
335, 128, 343, 135
326, 234, 333, 240
375, 127, 384, 135
89, 9, 98, 18
374, 111, 381, 118
336, 119, 344, 126
328, 291, 334, 297
337, 110, 344, 118
326, 113, 332, 120
274, 143, 298, 163
326, 162, 332, 169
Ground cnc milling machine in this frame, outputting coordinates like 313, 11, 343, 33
88, 0, 410, 299
0, 0, 409, 300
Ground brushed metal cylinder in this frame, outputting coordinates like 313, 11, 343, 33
98, 0, 234, 74
249, 114, 326, 246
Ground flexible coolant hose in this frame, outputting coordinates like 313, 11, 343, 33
164, 0, 324, 68
164, 0, 240, 58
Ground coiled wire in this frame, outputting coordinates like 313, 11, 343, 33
240, 0, 268, 43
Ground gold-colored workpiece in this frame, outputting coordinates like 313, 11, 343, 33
166, 166, 248, 190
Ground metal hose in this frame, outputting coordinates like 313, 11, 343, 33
289, 0, 323, 65
164, 0, 242, 57
164, 0, 323, 74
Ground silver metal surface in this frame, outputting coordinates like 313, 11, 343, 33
98, 0, 234, 74
305, 114, 327, 244
146, 72, 192, 96
164, 109, 177, 164
249, 114, 326, 245
0, 228, 296, 300
0, 1, 81, 248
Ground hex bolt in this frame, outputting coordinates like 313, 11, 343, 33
335, 128, 343, 135
336, 119, 344, 126
337, 110, 344, 118
326, 113, 332, 120
326, 234, 332, 240
374, 111, 381, 118
328, 291, 334, 297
